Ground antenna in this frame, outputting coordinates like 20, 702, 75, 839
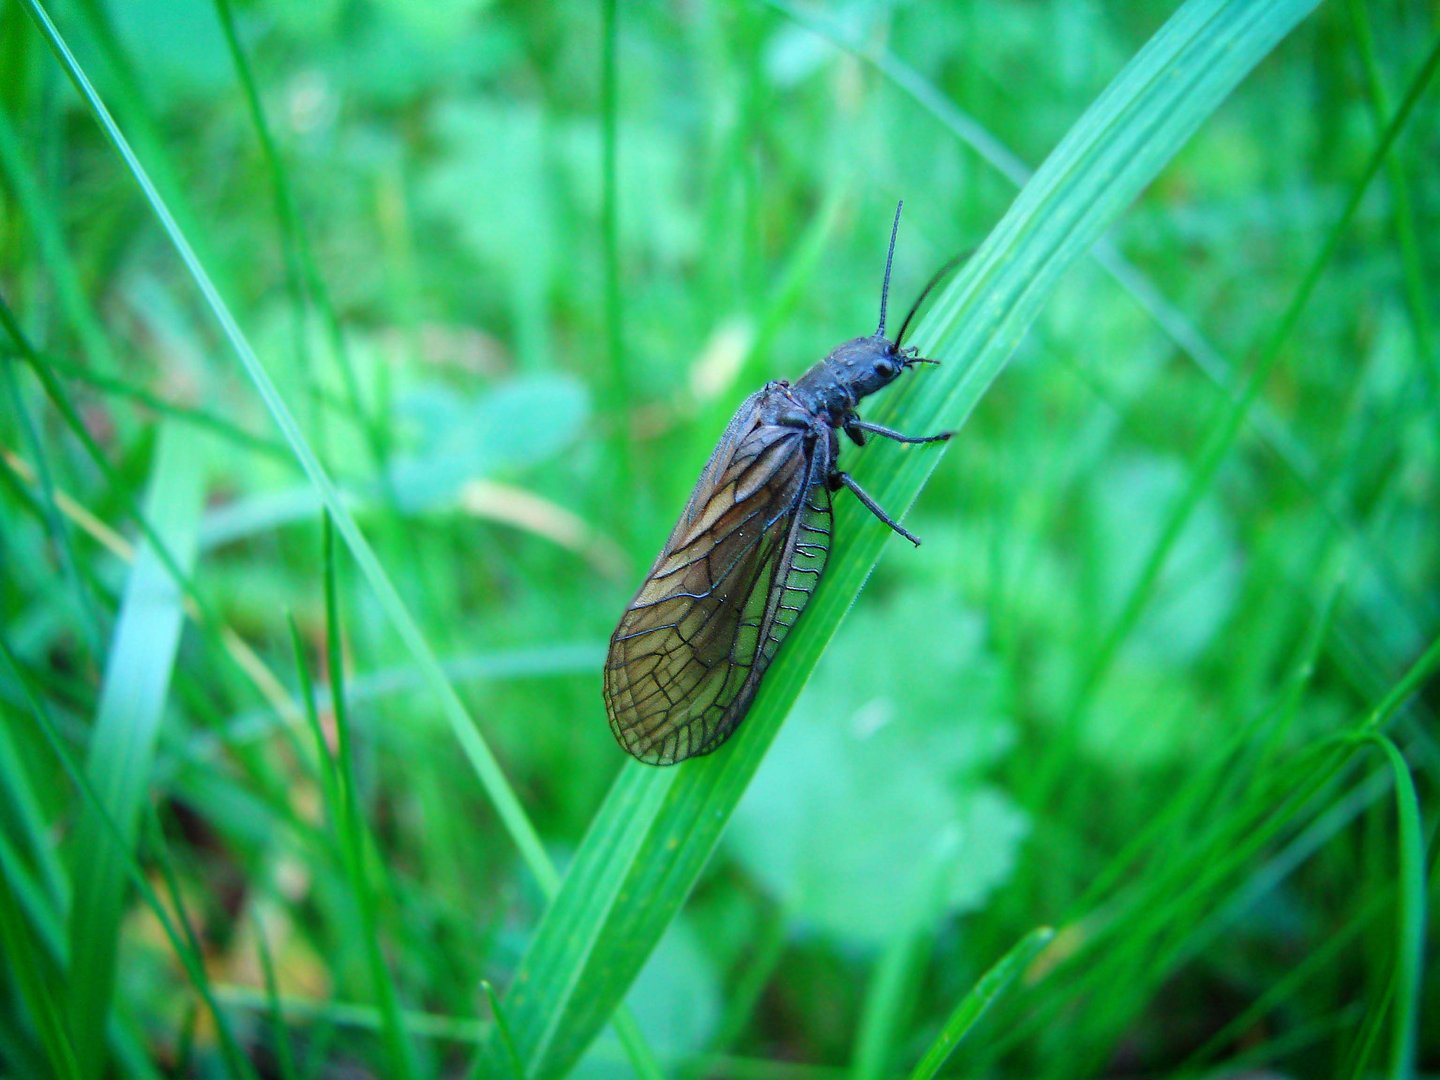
877, 200, 903, 337
895, 249, 970, 348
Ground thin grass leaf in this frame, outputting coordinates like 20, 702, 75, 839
0, 296, 296, 730
1353, 735, 1426, 1080
210, 0, 312, 373
475, 980, 524, 1080
20, 350, 293, 464
286, 579, 418, 1079
974, 630, 1440, 1072
0, 683, 69, 914
1, 348, 102, 658
287, 614, 342, 821
253, 912, 301, 1080
1039, 26, 1440, 800
15, 0, 558, 902
321, 516, 421, 1080
1173, 890, 1391, 1077
907, 927, 1054, 1080
0, 869, 79, 1080
1346, 0, 1438, 398
682, 910, 787, 1080
851, 930, 926, 1080
852, 841, 961, 1080
65, 421, 202, 1079
0, 638, 256, 1080
1070, 575, 1341, 918
600, 0, 633, 503
212, 0, 408, 553
214, 985, 487, 1043
0, 106, 120, 377
487, 2, 1323, 1074
767, 0, 1437, 648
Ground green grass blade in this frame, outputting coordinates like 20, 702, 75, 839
767, 0, 1437, 647
1346, 0, 1438, 398
474, 980, 524, 1080
852, 846, 961, 1080
907, 927, 1054, 1080
0, 106, 120, 377
600, 0, 633, 503
2, 637, 256, 1080
64, 421, 203, 1078
15, 0, 557, 898
1, 338, 102, 659
1352, 735, 1426, 1080
970, 628, 1440, 1072
0, 866, 80, 1079
490, 2, 1321, 1074
252, 912, 301, 1080
0, 673, 70, 917
1043, 27, 1440, 792
18, 350, 292, 464
321, 517, 421, 1080
851, 930, 926, 1080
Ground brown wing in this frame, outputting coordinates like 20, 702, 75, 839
604, 402, 833, 764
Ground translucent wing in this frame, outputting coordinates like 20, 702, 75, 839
604, 400, 833, 764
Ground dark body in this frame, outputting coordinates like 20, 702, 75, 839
604, 205, 950, 765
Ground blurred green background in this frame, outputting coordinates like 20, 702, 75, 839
2, 0, 1437, 1076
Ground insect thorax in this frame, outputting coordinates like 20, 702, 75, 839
792, 333, 903, 425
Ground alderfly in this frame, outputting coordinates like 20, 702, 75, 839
604, 202, 952, 764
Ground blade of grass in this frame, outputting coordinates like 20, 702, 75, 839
1346, 0, 1437, 398
1, 335, 102, 659
0, 866, 79, 1080
682, 907, 788, 1080
0, 105, 121, 378
211, 0, 425, 618
1, 637, 257, 1080
0, 675, 70, 915
907, 927, 1054, 1080
252, 911, 301, 1080
14, 0, 556, 896
1, 298, 307, 734
181, 642, 603, 764
216, 985, 490, 1043
17, 349, 293, 464
600, 0, 634, 506
475, 980, 524, 1080
487, 2, 1323, 1074
1037, 28, 1440, 807
851, 930, 926, 1080
1172, 888, 1390, 1076
287, 605, 420, 1079
852, 840, 961, 1080
320, 516, 420, 1080
65, 421, 202, 1079
1350, 735, 1425, 1080
766, 0, 1437, 639
970, 631, 1440, 1072
210, 0, 314, 415
10, 38, 684, 1071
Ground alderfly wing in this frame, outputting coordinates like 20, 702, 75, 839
604, 398, 833, 764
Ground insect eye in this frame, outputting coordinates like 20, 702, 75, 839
874, 358, 898, 379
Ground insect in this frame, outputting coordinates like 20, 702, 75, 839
604, 202, 952, 764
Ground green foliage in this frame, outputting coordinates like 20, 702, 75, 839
2, 0, 1437, 1077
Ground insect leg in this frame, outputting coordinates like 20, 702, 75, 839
829, 471, 922, 546
844, 416, 952, 446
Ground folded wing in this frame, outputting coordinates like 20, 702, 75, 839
605, 408, 833, 764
